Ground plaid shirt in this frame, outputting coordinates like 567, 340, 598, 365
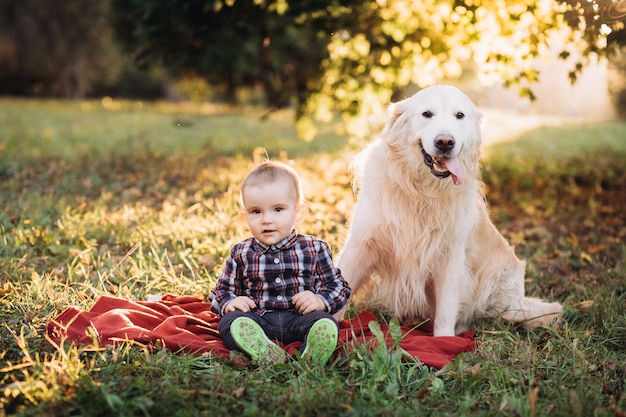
209, 231, 351, 316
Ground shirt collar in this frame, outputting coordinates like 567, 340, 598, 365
253, 229, 298, 253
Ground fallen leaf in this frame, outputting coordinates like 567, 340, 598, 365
467, 363, 481, 377
586, 244, 606, 254
0, 282, 13, 297
549, 250, 561, 259
80, 253, 91, 265
233, 386, 246, 398
232, 354, 251, 369
574, 300, 594, 311
50, 267, 64, 277
197, 255, 213, 267
579, 252, 593, 265
509, 231, 525, 246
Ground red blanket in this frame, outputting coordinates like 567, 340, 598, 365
46, 295, 476, 369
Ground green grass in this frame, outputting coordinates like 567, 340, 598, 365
1, 98, 625, 416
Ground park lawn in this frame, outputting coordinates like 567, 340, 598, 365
0, 98, 625, 416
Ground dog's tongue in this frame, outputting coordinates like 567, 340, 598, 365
444, 157, 464, 185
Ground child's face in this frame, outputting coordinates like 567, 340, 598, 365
241, 178, 306, 246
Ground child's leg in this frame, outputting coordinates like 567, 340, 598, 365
217, 310, 255, 350
286, 311, 339, 365
218, 311, 287, 364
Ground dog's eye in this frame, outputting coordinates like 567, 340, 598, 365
455, 112, 465, 120
422, 111, 433, 118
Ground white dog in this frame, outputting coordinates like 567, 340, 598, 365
338, 85, 562, 336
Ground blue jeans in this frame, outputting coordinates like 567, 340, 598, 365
218, 309, 338, 351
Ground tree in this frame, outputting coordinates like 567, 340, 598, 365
0, 0, 121, 98
110, 0, 623, 138
559, 0, 626, 50
304, 0, 625, 138
554, 0, 624, 82
111, 0, 346, 116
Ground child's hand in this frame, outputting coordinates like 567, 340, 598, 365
224, 296, 256, 313
292, 291, 326, 314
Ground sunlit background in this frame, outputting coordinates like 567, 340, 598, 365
0, 0, 624, 140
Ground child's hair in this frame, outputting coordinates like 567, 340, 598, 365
240, 161, 305, 207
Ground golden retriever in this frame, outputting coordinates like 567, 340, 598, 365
338, 85, 562, 336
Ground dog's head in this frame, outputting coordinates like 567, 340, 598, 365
384, 85, 485, 186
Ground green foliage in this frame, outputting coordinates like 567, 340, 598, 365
608, 46, 626, 119
343, 318, 434, 401
0, 0, 126, 98
2, 0, 621, 137
558, 0, 626, 50
1, 99, 625, 416
110, 0, 344, 113
108, 0, 619, 139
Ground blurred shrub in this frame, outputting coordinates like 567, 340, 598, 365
608, 46, 626, 119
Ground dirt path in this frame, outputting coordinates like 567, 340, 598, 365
480, 108, 599, 147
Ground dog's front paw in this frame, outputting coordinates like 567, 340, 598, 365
522, 301, 563, 329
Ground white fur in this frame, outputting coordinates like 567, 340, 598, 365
338, 85, 562, 336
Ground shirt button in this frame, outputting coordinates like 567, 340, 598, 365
274, 277, 281, 283
273, 258, 279, 264
277, 295, 283, 301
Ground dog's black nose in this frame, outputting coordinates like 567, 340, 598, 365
435, 135, 455, 152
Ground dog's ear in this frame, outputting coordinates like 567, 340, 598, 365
383, 101, 409, 144
476, 110, 487, 129
386, 101, 404, 130
474, 110, 487, 148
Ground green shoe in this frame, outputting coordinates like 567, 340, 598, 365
302, 318, 339, 366
230, 317, 288, 364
